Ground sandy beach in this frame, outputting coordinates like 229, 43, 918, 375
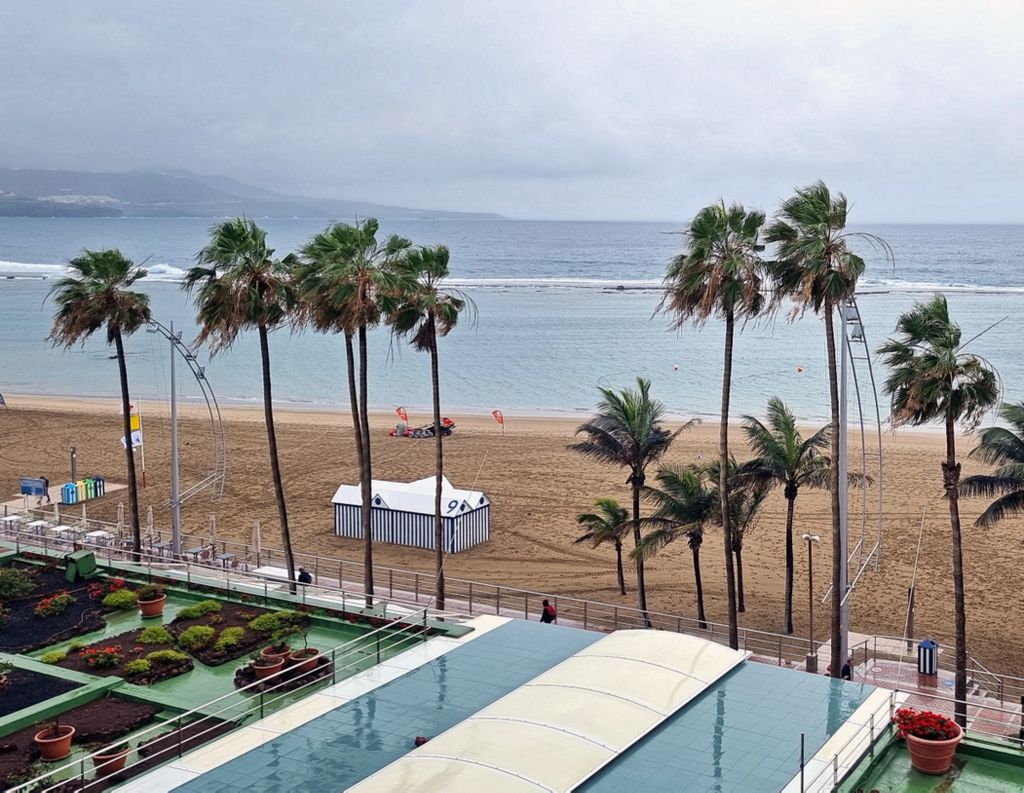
1, 393, 1020, 674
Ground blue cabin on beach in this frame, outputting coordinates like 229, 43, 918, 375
332, 475, 490, 553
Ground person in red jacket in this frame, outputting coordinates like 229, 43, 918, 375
540, 599, 557, 624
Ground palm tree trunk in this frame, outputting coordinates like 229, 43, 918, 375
734, 545, 745, 613
112, 327, 141, 562
614, 539, 626, 596
257, 324, 295, 589
944, 413, 968, 728
692, 545, 707, 629
357, 323, 375, 603
720, 308, 739, 649
345, 331, 364, 480
632, 481, 651, 627
824, 300, 843, 678
429, 314, 446, 610
784, 487, 796, 634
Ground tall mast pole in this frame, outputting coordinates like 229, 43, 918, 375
838, 302, 850, 668
170, 321, 182, 556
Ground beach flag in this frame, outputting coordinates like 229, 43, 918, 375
492, 409, 504, 434
0, 392, 6, 410
396, 406, 408, 422
120, 429, 143, 449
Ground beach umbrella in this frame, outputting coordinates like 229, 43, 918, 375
250, 520, 261, 562
80, 503, 87, 527
54, 501, 60, 524
146, 506, 154, 543
117, 502, 124, 538
209, 514, 217, 550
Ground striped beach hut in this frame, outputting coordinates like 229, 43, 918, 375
332, 476, 490, 553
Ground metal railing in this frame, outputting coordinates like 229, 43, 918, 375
8, 611, 432, 792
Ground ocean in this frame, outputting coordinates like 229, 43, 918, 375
1, 217, 1022, 425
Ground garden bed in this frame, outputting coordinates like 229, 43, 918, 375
43, 628, 193, 686
0, 565, 107, 653
0, 694, 157, 788
0, 669, 81, 717
169, 600, 277, 666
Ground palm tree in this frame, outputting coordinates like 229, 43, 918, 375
767, 181, 890, 676
635, 467, 717, 627
878, 294, 999, 727
739, 397, 831, 633
297, 219, 412, 601
389, 245, 472, 610
575, 498, 632, 596
701, 456, 769, 614
183, 219, 298, 586
569, 378, 689, 624
961, 402, 1024, 527
660, 200, 767, 650
48, 250, 151, 561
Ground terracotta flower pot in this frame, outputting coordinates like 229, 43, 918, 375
260, 645, 290, 663
288, 648, 321, 674
93, 747, 130, 777
253, 657, 285, 680
906, 724, 962, 775
138, 594, 167, 618
34, 725, 76, 761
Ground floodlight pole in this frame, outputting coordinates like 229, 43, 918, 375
838, 304, 850, 670
169, 321, 182, 556
803, 533, 820, 673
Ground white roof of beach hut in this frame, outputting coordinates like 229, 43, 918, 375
331, 476, 488, 518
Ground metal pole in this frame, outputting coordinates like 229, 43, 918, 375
71, 446, 78, 482
170, 321, 182, 556
800, 732, 805, 792
804, 534, 820, 673
838, 303, 850, 669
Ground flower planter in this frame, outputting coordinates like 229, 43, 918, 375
288, 648, 321, 674
138, 594, 167, 618
260, 645, 290, 664
253, 657, 285, 680
93, 746, 130, 777
34, 725, 76, 761
906, 724, 962, 775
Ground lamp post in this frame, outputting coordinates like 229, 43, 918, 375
802, 533, 821, 673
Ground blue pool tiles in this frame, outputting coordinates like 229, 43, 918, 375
578, 661, 875, 793
172, 619, 599, 792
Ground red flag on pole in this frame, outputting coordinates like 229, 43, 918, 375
396, 406, 408, 422
492, 409, 504, 426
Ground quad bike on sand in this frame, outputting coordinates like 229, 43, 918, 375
388, 417, 455, 439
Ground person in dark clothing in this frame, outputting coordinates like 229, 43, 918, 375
540, 599, 557, 624
297, 566, 313, 585
840, 660, 852, 681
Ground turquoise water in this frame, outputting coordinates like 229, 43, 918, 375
172, 620, 599, 792
2, 218, 1023, 422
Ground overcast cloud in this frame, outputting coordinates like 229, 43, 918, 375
2, 1, 1022, 221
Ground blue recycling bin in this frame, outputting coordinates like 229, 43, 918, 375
918, 639, 938, 675
62, 482, 78, 504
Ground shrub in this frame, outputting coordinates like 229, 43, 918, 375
40, 650, 67, 664
249, 610, 306, 634
124, 659, 151, 675
68, 640, 85, 652
34, 591, 75, 617
214, 626, 245, 652
178, 625, 215, 651
138, 626, 174, 645
81, 645, 123, 669
146, 649, 188, 665
136, 585, 165, 602
176, 599, 221, 620
102, 589, 138, 610
0, 568, 35, 601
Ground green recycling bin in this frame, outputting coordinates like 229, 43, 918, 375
65, 551, 99, 582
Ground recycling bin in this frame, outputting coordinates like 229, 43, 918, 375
918, 639, 938, 675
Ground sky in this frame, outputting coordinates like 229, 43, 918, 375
2, 1, 1023, 222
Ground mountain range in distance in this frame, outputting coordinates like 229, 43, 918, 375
0, 168, 502, 220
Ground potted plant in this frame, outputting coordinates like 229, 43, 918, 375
136, 585, 167, 618
251, 653, 285, 680
260, 613, 301, 663
287, 620, 320, 675
892, 707, 963, 775
33, 717, 76, 761
92, 741, 130, 777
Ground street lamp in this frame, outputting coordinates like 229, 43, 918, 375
802, 533, 821, 673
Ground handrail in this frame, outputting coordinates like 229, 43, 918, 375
7, 611, 431, 792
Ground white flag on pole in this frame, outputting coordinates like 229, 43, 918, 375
120, 429, 143, 449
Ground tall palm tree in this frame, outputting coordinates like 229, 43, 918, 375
961, 402, 1024, 528
48, 250, 151, 561
878, 294, 999, 727
569, 378, 688, 624
635, 467, 717, 627
389, 245, 472, 610
701, 456, 769, 614
767, 181, 890, 676
183, 219, 298, 586
297, 219, 412, 601
575, 498, 632, 596
660, 200, 767, 650
739, 397, 831, 633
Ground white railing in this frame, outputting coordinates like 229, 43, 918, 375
8, 612, 432, 792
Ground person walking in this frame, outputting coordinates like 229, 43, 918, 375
297, 566, 312, 585
540, 599, 557, 624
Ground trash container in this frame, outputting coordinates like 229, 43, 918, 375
65, 551, 98, 583
918, 639, 938, 675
